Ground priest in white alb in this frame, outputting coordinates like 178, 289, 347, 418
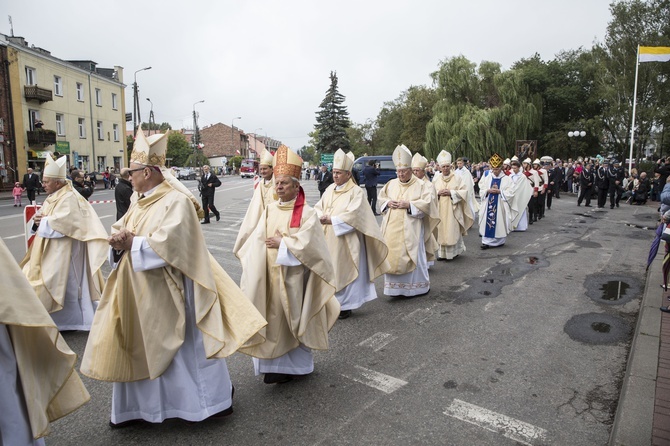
479, 153, 513, 249
379, 145, 439, 296
507, 157, 533, 231
432, 150, 474, 260
237, 145, 339, 384
81, 130, 266, 427
233, 148, 277, 256
411, 152, 438, 266
1, 238, 90, 446
314, 149, 390, 319
454, 156, 480, 220
20, 154, 108, 332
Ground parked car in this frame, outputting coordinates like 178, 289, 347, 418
352, 155, 397, 185
178, 168, 196, 180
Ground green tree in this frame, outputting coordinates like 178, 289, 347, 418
166, 132, 192, 167
425, 56, 541, 161
140, 121, 172, 132
314, 71, 351, 153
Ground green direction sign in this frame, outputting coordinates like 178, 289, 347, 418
55, 141, 70, 154
320, 153, 334, 165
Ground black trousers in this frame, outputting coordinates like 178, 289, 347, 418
528, 195, 539, 222
26, 188, 36, 203
597, 188, 608, 208
366, 186, 378, 213
578, 185, 592, 206
609, 185, 622, 207
538, 191, 546, 217
201, 194, 219, 222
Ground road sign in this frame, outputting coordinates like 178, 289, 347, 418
320, 153, 334, 166
24, 204, 41, 251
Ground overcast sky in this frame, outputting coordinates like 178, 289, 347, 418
6, 0, 613, 150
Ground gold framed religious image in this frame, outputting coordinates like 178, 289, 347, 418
516, 140, 537, 161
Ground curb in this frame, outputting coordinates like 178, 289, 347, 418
609, 250, 662, 445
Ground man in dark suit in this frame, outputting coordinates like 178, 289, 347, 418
317, 165, 333, 197
114, 168, 133, 220
577, 163, 594, 207
199, 165, 221, 224
546, 161, 563, 209
363, 160, 380, 215
22, 168, 41, 203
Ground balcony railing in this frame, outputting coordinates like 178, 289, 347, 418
27, 130, 57, 146
24, 85, 53, 103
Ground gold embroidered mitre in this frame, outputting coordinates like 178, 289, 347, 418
489, 153, 503, 169
273, 145, 302, 178
393, 145, 412, 169
130, 129, 167, 167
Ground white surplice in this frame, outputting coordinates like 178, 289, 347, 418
110, 237, 233, 424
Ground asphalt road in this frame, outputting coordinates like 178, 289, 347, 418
0, 178, 654, 445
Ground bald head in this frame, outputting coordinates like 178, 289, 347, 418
120, 168, 131, 180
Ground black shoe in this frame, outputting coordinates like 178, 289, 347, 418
481, 244, 489, 250
109, 419, 144, 429
661, 306, 670, 313
547, 207, 551, 210
339, 310, 352, 320
216, 214, 220, 221
577, 203, 581, 206
584, 205, 592, 207
616, 203, 619, 208
529, 220, 533, 224
13, 204, 16, 207
201, 221, 210, 224
264, 373, 293, 384
610, 206, 614, 209
209, 406, 233, 419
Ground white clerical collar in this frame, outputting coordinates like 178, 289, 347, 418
141, 184, 161, 197
335, 183, 346, 190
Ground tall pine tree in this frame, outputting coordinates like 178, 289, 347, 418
315, 71, 351, 153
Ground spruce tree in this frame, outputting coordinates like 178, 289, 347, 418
315, 71, 351, 153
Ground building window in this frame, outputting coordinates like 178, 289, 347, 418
76, 83, 84, 101
28, 110, 40, 131
95, 88, 102, 106
113, 157, 121, 171
79, 155, 89, 171
56, 114, 65, 136
25, 67, 36, 85
113, 124, 119, 141
78, 118, 86, 138
97, 121, 104, 140
111, 93, 118, 110
97, 156, 106, 172
54, 76, 63, 96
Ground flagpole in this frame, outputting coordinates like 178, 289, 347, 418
628, 45, 640, 173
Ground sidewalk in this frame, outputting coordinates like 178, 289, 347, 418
610, 201, 670, 445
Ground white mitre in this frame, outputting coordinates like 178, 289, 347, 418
393, 145, 412, 169
259, 149, 274, 166
131, 129, 167, 167
43, 154, 67, 179
436, 150, 452, 166
333, 149, 355, 171
411, 153, 428, 169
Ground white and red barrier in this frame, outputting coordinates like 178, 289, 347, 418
24, 203, 41, 251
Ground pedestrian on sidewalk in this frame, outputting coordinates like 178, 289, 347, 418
12, 182, 24, 207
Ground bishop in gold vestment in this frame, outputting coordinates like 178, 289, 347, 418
81, 131, 266, 426
1, 238, 89, 445
379, 145, 439, 296
432, 150, 474, 260
20, 155, 108, 332
237, 145, 339, 384
314, 149, 389, 319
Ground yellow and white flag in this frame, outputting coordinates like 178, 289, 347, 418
639, 46, 670, 63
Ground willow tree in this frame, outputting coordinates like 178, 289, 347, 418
425, 56, 541, 161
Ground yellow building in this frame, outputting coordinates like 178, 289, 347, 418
3, 34, 126, 178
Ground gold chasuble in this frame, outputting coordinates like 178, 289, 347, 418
237, 199, 339, 359
1, 239, 89, 439
81, 181, 267, 381
314, 178, 390, 291
432, 172, 474, 246
379, 175, 439, 275
233, 178, 277, 257
20, 181, 108, 313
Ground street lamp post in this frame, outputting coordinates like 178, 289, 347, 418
192, 100, 205, 167
253, 127, 263, 157
232, 116, 241, 157
146, 98, 154, 135
133, 66, 152, 135
568, 130, 586, 160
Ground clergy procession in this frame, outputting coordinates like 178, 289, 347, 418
3, 128, 562, 444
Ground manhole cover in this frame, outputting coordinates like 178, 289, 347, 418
564, 313, 630, 345
584, 274, 642, 306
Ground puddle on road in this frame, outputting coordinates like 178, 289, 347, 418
591, 322, 611, 333
600, 281, 630, 302
527, 256, 538, 264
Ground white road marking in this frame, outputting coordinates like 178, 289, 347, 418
402, 308, 432, 324
358, 332, 397, 352
0, 214, 21, 221
444, 399, 548, 446
98, 214, 114, 219
3, 234, 23, 240
341, 366, 407, 394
